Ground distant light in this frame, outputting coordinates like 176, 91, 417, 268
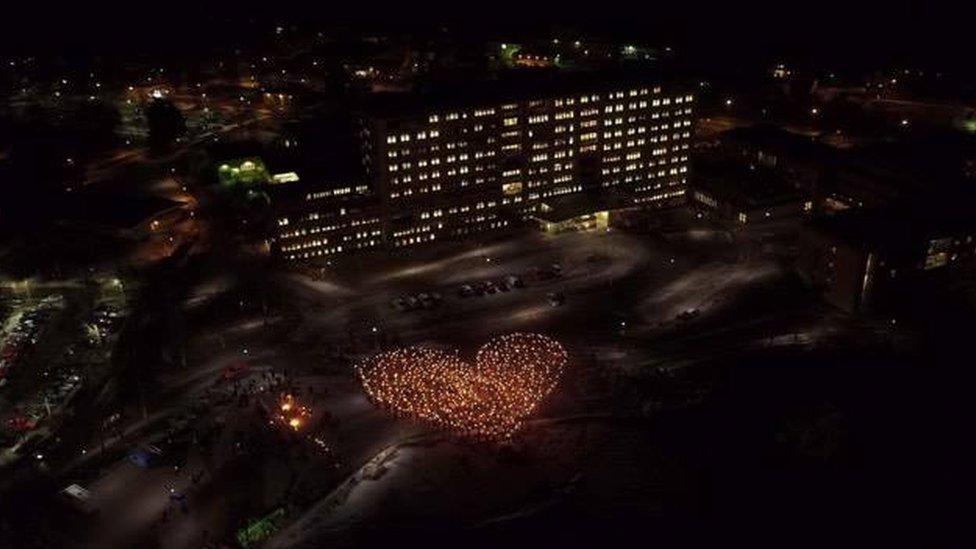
725, 98, 733, 106
901, 119, 909, 126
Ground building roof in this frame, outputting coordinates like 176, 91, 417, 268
719, 124, 836, 164
533, 191, 627, 222
360, 67, 684, 120
807, 195, 976, 255
693, 157, 800, 209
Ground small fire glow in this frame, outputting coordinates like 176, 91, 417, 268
274, 394, 310, 432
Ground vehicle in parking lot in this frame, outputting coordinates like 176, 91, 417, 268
393, 292, 446, 310
61, 484, 99, 516
128, 445, 164, 468
547, 292, 565, 307
222, 361, 251, 381
677, 308, 701, 321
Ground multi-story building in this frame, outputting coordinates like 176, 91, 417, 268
796, 199, 976, 312
274, 183, 385, 260
275, 71, 695, 260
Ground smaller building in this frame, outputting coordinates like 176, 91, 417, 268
272, 183, 383, 261
691, 156, 806, 225
530, 194, 614, 234
217, 158, 272, 188
796, 200, 976, 312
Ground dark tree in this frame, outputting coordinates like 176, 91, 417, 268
145, 98, 186, 150
71, 100, 121, 147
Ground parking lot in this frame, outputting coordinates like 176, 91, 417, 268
0, 281, 127, 468
36, 224, 866, 549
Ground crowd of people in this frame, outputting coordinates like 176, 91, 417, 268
357, 333, 568, 439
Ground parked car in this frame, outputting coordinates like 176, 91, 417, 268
128, 445, 164, 468
60, 484, 99, 516
677, 309, 701, 321
547, 292, 565, 307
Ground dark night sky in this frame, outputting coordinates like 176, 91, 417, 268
0, 1, 972, 71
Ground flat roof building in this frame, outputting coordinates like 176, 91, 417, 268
275, 70, 694, 261
690, 155, 806, 225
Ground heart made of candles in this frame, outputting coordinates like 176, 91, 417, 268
357, 333, 567, 438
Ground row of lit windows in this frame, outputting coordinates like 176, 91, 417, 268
383, 112, 691, 162
305, 185, 368, 201
633, 189, 687, 204
386, 129, 442, 144
279, 220, 381, 239
411, 89, 689, 128
284, 238, 383, 260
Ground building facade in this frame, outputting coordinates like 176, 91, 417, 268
274, 184, 384, 260
276, 75, 694, 260
796, 204, 976, 312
